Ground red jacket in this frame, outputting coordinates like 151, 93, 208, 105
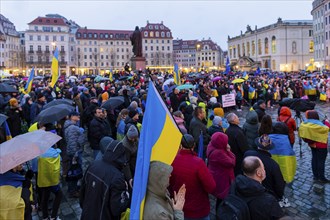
278, 107, 296, 144
170, 149, 216, 218
207, 132, 236, 199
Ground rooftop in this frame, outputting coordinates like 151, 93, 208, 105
76, 28, 133, 40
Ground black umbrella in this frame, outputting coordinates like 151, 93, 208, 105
0, 83, 18, 93
0, 114, 8, 126
35, 104, 74, 124
43, 99, 73, 109
119, 76, 128, 81
101, 96, 125, 110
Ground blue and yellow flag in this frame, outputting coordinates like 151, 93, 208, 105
269, 134, 296, 183
3, 121, 12, 140
255, 66, 261, 75
130, 81, 182, 220
24, 67, 35, 93
248, 86, 256, 100
225, 57, 230, 74
174, 63, 181, 85
109, 68, 113, 81
299, 119, 329, 144
243, 71, 249, 80
50, 47, 59, 88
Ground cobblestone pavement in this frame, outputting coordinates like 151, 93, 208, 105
33, 102, 330, 220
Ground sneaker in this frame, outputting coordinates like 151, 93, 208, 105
279, 197, 291, 208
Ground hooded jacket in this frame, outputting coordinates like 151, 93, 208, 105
63, 120, 86, 156
253, 103, 266, 122
243, 110, 259, 149
207, 132, 236, 199
170, 149, 216, 218
232, 175, 285, 220
143, 161, 184, 220
277, 107, 296, 145
80, 140, 129, 220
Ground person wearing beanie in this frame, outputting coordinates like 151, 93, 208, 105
244, 134, 287, 205
22, 96, 33, 126
253, 99, 266, 122
170, 134, 215, 219
122, 125, 139, 188
207, 132, 235, 208
213, 107, 224, 118
243, 110, 259, 149
124, 109, 139, 135
208, 115, 224, 136
6, 98, 23, 137
73, 92, 83, 115
30, 93, 46, 123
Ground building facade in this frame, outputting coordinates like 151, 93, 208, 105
24, 14, 79, 75
228, 18, 314, 72
141, 21, 173, 71
312, 0, 330, 70
173, 39, 197, 71
75, 28, 133, 75
0, 14, 20, 74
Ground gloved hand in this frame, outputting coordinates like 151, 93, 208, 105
79, 127, 85, 134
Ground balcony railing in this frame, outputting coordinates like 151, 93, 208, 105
36, 50, 42, 54
60, 50, 65, 54
28, 50, 34, 54
45, 50, 50, 54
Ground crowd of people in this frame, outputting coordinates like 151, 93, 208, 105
0, 69, 329, 220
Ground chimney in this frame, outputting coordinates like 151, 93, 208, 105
161, 21, 163, 24
147, 20, 149, 24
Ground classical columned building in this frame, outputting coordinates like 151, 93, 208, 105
228, 18, 314, 72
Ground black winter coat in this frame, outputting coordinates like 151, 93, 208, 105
225, 124, 249, 176
242, 111, 259, 149
88, 117, 111, 150
231, 175, 285, 220
6, 107, 23, 137
244, 150, 286, 200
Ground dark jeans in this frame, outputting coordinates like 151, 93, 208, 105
311, 147, 328, 180
40, 185, 63, 219
67, 154, 82, 194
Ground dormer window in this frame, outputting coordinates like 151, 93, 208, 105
155, 25, 159, 29
160, 25, 164, 29
149, 25, 153, 29
144, 31, 148, 37
166, 32, 171, 37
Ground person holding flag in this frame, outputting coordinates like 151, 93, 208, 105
174, 63, 181, 85
23, 67, 35, 94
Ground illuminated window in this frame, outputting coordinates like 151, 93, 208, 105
271, 36, 276, 54
292, 41, 297, 54
258, 39, 262, 55
252, 41, 255, 56
150, 31, 154, 37
242, 43, 245, 56
309, 40, 314, 53
247, 42, 250, 56
264, 38, 269, 54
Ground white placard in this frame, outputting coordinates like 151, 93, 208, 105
222, 93, 236, 108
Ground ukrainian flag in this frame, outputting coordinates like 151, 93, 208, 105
3, 121, 12, 140
242, 71, 249, 80
0, 172, 25, 219
174, 63, 181, 85
24, 67, 35, 94
248, 86, 256, 100
50, 47, 59, 88
299, 119, 329, 144
130, 81, 182, 220
255, 66, 260, 75
269, 134, 296, 183
109, 68, 113, 81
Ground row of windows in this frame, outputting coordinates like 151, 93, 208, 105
144, 46, 171, 51
78, 41, 129, 46
148, 25, 165, 30
197, 56, 216, 61
146, 60, 172, 66
143, 31, 171, 38
78, 54, 130, 60
29, 55, 65, 62
76, 32, 129, 40
144, 53, 172, 59
78, 47, 130, 53
229, 37, 276, 58
197, 62, 217, 66
28, 45, 65, 51
0, 43, 19, 50
28, 35, 66, 42
34, 26, 63, 32
144, 39, 171, 44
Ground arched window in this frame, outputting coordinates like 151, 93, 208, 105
271, 36, 276, 54
144, 31, 148, 37
264, 38, 269, 54
258, 39, 262, 55
150, 31, 154, 37
247, 42, 250, 56
237, 44, 241, 57
155, 31, 159, 37
242, 43, 245, 56
252, 41, 255, 56
161, 32, 165, 37
292, 41, 297, 54
166, 32, 171, 37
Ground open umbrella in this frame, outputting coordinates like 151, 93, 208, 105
101, 96, 125, 110
177, 84, 195, 90
232, 78, 245, 84
35, 104, 74, 124
43, 99, 73, 109
0, 83, 18, 93
0, 130, 62, 174
212, 76, 222, 82
0, 114, 8, 126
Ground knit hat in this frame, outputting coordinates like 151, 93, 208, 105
181, 134, 195, 149
37, 93, 45, 100
214, 107, 224, 117
210, 97, 217, 104
255, 134, 274, 150
127, 125, 139, 139
9, 98, 18, 106
212, 116, 222, 126
257, 100, 265, 106
128, 109, 139, 118
69, 111, 80, 117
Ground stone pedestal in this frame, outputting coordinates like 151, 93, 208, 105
131, 56, 146, 71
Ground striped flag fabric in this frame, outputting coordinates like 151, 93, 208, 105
50, 47, 59, 88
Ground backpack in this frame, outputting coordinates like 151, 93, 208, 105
216, 194, 253, 220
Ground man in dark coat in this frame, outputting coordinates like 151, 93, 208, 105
80, 88, 91, 109
189, 106, 210, 156
253, 100, 267, 122
80, 138, 130, 220
225, 113, 249, 176
244, 134, 286, 201
30, 93, 46, 123
230, 156, 286, 220
170, 88, 180, 112
88, 107, 111, 158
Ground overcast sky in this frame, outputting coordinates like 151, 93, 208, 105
1, 0, 313, 49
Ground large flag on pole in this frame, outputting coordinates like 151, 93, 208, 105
130, 81, 182, 220
24, 67, 35, 93
225, 57, 230, 74
3, 121, 12, 140
109, 68, 113, 81
50, 47, 59, 88
173, 63, 181, 85
242, 71, 249, 80
255, 66, 261, 76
